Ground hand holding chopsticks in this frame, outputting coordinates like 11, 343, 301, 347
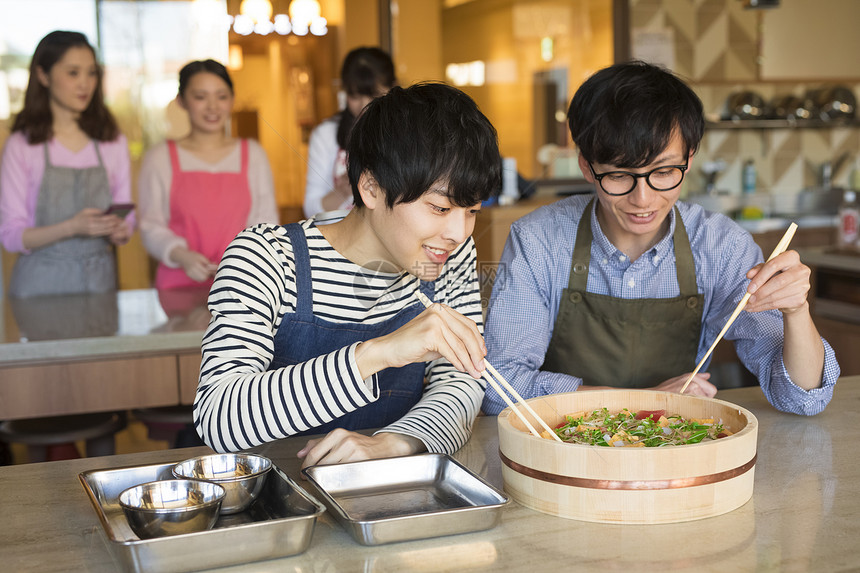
414, 291, 563, 442
680, 222, 799, 394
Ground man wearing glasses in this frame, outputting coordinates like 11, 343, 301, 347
482, 61, 839, 416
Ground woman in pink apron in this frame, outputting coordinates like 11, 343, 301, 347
138, 59, 278, 290
0, 31, 133, 298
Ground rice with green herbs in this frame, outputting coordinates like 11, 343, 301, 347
546, 408, 731, 447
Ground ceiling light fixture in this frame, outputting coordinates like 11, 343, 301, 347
289, 0, 327, 37
231, 0, 327, 36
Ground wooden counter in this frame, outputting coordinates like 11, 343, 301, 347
0, 377, 857, 572
0, 289, 207, 420
473, 197, 563, 268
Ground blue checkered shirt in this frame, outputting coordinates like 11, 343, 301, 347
483, 194, 840, 416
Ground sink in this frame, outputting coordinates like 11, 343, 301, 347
736, 215, 836, 234
686, 192, 742, 215
736, 218, 791, 233
796, 187, 843, 216
796, 215, 838, 228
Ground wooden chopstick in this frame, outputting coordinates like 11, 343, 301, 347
680, 222, 799, 394
480, 366, 543, 439
483, 362, 562, 441
414, 291, 562, 441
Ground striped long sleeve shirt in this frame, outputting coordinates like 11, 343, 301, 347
194, 218, 486, 454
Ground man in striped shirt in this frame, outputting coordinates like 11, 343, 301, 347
483, 61, 838, 416
194, 83, 502, 467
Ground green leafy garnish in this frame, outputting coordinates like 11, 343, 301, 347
552, 408, 727, 447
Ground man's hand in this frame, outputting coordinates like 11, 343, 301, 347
746, 249, 826, 390
744, 250, 811, 314
297, 429, 425, 470
355, 302, 486, 379
652, 372, 717, 397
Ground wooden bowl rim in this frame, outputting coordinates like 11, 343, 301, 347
498, 389, 759, 450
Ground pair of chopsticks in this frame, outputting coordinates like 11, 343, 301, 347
414, 291, 562, 442
680, 222, 798, 394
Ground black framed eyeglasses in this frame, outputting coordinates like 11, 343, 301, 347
588, 159, 689, 196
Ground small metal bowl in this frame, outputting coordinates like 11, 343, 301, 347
173, 453, 272, 515
118, 479, 225, 539
724, 90, 767, 120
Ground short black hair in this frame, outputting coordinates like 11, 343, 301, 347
178, 59, 233, 97
347, 82, 501, 209
567, 61, 704, 168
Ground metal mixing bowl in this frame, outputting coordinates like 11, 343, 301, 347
173, 453, 272, 514
119, 479, 225, 539
815, 86, 857, 120
724, 91, 767, 120
768, 94, 812, 120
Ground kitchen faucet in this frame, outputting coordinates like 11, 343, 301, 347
821, 152, 850, 190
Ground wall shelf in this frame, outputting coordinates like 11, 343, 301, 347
705, 118, 860, 155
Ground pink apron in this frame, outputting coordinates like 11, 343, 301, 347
155, 140, 252, 289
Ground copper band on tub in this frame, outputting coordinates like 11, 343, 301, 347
499, 451, 757, 490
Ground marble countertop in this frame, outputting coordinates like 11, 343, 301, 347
0, 288, 209, 365
1, 378, 858, 572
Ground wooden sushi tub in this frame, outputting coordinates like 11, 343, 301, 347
497, 390, 758, 524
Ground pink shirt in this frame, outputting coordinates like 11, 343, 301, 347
0, 131, 132, 253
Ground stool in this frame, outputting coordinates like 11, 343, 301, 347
133, 406, 202, 449
0, 412, 127, 463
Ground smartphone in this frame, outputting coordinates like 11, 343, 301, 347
104, 203, 135, 218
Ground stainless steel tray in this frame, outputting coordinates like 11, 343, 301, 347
301, 453, 509, 545
79, 461, 325, 573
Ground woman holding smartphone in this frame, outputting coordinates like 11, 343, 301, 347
0, 31, 133, 297
138, 59, 278, 290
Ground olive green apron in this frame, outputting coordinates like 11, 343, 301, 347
542, 199, 704, 388
9, 142, 115, 298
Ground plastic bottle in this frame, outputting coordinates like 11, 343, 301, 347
741, 159, 756, 194
499, 157, 519, 206
837, 189, 859, 250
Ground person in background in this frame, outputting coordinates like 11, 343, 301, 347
138, 59, 278, 290
303, 46, 396, 219
483, 61, 839, 416
195, 83, 501, 468
0, 30, 133, 297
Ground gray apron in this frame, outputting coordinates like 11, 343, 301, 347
542, 199, 704, 388
8, 142, 116, 298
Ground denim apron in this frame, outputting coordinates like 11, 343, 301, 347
9, 142, 115, 297
269, 223, 432, 434
542, 199, 704, 388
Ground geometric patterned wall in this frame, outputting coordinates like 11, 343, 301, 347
630, 0, 860, 204
631, 0, 758, 83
